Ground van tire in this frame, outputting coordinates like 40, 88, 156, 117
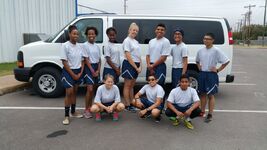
32, 67, 64, 98
187, 70, 199, 90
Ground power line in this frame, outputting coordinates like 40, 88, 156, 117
244, 4, 256, 46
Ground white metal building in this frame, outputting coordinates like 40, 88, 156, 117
0, 0, 76, 63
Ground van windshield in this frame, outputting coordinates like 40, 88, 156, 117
45, 18, 77, 43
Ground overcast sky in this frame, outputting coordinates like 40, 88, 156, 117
78, 0, 265, 31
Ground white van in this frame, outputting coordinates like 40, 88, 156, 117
14, 14, 234, 97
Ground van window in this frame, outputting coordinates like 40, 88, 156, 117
55, 18, 103, 43
113, 19, 224, 44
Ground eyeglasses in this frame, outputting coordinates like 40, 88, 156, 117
148, 78, 155, 82
203, 38, 213, 40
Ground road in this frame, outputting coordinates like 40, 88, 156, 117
0, 48, 267, 150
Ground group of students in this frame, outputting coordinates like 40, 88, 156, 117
60, 22, 230, 130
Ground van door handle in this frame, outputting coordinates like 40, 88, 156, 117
102, 46, 104, 55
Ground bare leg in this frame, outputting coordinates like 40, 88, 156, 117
85, 85, 94, 109
123, 79, 132, 107
200, 94, 207, 113
208, 95, 215, 114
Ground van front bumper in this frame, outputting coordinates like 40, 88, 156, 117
13, 67, 31, 82
226, 74, 234, 83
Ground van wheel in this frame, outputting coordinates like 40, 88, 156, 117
187, 70, 199, 90
32, 67, 64, 98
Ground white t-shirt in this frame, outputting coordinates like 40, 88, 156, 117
82, 41, 101, 63
147, 37, 171, 63
94, 84, 121, 103
122, 36, 141, 63
167, 87, 200, 107
196, 46, 229, 72
60, 41, 86, 69
171, 42, 188, 68
104, 42, 121, 68
139, 84, 165, 103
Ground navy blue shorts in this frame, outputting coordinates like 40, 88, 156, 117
171, 68, 183, 88
121, 60, 140, 79
103, 101, 115, 107
61, 68, 83, 88
198, 71, 219, 95
140, 98, 164, 110
84, 63, 100, 85
146, 63, 166, 85
103, 67, 119, 84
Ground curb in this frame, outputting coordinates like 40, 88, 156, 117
0, 83, 31, 96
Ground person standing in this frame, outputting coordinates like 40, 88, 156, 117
170, 28, 188, 88
146, 23, 171, 86
60, 25, 85, 125
196, 33, 230, 123
103, 27, 121, 84
83, 27, 101, 119
121, 23, 142, 112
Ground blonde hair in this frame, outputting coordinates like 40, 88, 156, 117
128, 22, 139, 33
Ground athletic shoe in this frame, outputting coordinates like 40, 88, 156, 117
62, 117, 70, 125
199, 111, 206, 117
112, 112, 119, 121
184, 120, 194, 129
70, 112, 83, 118
95, 113, 101, 121
155, 116, 161, 123
83, 109, 92, 119
126, 106, 137, 113
204, 114, 212, 123
169, 117, 180, 126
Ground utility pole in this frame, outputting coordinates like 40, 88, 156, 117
262, 0, 267, 46
241, 13, 247, 45
244, 4, 256, 46
124, 0, 128, 14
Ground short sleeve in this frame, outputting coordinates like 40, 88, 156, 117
156, 85, 165, 99
122, 38, 131, 52
104, 45, 111, 57
139, 84, 148, 95
217, 49, 229, 64
161, 39, 171, 56
196, 50, 200, 63
94, 86, 102, 103
60, 44, 68, 60
114, 86, 121, 102
167, 89, 175, 103
181, 46, 188, 58
81, 43, 89, 58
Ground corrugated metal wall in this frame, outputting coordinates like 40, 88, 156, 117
0, 0, 76, 63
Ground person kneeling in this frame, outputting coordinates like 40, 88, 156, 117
165, 74, 201, 129
132, 75, 165, 122
91, 75, 125, 121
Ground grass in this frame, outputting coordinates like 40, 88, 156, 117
0, 62, 17, 77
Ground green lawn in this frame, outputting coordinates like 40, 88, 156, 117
0, 62, 17, 77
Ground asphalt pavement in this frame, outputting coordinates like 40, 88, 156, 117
0, 48, 267, 150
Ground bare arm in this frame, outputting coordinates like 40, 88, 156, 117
182, 57, 188, 75
217, 61, 230, 73
151, 56, 167, 68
